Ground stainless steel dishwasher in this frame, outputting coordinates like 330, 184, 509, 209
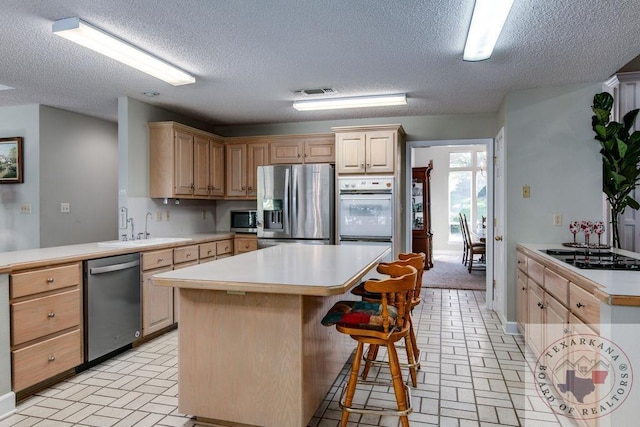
84, 253, 141, 363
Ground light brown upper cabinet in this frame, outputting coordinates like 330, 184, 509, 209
270, 134, 335, 164
225, 138, 270, 199
149, 121, 224, 199
333, 125, 405, 174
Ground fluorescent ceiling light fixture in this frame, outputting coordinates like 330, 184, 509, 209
293, 93, 406, 111
0, 84, 15, 91
53, 17, 195, 86
463, 0, 514, 62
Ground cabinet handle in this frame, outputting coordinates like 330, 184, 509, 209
248, 186, 253, 191
208, 250, 212, 255
48, 355, 56, 362
186, 253, 191, 258
361, 163, 364, 168
297, 154, 301, 158
242, 186, 246, 190
576, 302, 585, 308
521, 286, 526, 291
157, 258, 163, 263
47, 312, 56, 318
537, 302, 545, 309
366, 163, 370, 167
46, 277, 55, 283
564, 328, 570, 334
191, 183, 195, 190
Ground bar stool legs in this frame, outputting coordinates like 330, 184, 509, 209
340, 340, 412, 427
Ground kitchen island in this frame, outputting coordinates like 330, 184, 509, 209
152, 244, 389, 427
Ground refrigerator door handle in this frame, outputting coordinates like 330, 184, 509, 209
283, 167, 290, 235
291, 166, 298, 237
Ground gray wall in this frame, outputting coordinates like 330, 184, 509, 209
0, 105, 40, 251
503, 82, 604, 322
39, 106, 118, 247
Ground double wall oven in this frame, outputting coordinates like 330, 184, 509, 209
338, 176, 394, 263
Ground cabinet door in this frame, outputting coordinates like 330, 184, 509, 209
544, 293, 569, 365
336, 133, 366, 174
142, 267, 174, 336
516, 270, 528, 334
271, 140, 303, 164
174, 131, 195, 195
247, 143, 269, 197
226, 144, 247, 197
526, 279, 545, 358
209, 140, 225, 197
304, 137, 335, 163
365, 131, 394, 173
193, 135, 210, 197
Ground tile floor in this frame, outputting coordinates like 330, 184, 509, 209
1, 289, 572, 427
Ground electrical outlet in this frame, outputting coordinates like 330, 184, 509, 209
156, 211, 163, 222
60, 203, 70, 213
553, 214, 562, 226
522, 185, 531, 198
165, 210, 170, 221
20, 203, 32, 214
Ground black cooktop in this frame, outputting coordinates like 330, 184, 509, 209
544, 249, 640, 270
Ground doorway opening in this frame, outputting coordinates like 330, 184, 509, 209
405, 138, 494, 308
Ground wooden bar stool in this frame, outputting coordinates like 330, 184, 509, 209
322, 264, 417, 427
359, 253, 425, 386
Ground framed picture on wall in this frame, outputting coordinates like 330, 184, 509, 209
0, 137, 24, 183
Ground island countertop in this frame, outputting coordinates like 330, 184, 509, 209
152, 244, 390, 296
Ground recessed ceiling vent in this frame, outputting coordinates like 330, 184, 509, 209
298, 88, 338, 96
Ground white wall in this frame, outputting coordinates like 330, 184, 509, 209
39, 106, 118, 247
503, 82, 604, 322
0, 105, 40, 251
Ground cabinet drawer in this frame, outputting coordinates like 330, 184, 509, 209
517, 252, 527, 272
12, 329, 82, 392
216, 240, 233, 256
141, 249, 173, 271
174, 245, 198, 264
527, 258, 544, 286
235, 238, 258, 254
569, 282, 600, 332
544, 268, 569, 306
10, 263, 81, 299
11, 289, 81, 346
199, 242, 217, 260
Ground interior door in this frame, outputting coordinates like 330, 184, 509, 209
492, 127, 506, 322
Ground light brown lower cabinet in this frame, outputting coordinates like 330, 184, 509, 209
9, 262, 83, 392
234, 235, 257, 255
141, 249, 174, 337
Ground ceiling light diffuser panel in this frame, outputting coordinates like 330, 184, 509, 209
53, 17, 195, 86
293, 94, 407, 111
463, 0, 514, 61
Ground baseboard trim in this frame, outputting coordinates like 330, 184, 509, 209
0, 391, 16, 421
503, 321, 520, 335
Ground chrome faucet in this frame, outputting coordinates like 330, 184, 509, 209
144, 212, 152, 239
128, 217, 135, 240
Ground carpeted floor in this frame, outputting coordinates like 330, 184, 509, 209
422, 252, 486, 290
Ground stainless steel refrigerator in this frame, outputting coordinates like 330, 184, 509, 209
257, 164, 334, 247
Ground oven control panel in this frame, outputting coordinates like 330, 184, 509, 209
338, 177, 394, 192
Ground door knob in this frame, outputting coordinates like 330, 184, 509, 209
495, 236, 503, 241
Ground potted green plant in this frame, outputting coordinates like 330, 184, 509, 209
591, 92, 640, 248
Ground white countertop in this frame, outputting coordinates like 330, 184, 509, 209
152, 244, 390, 296
0, 233, 234, 272
519, 243, 640, 297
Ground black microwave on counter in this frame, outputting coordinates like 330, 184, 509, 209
230, 210, 257, 233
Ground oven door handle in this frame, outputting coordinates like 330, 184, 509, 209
340, 236, 392, 242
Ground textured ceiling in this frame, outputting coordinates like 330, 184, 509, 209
1, 0, 639, 126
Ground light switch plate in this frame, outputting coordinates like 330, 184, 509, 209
20, 203, 32, 214
553, 214, 562, 226
60, 203, 70, 213
522, 185, 530, 198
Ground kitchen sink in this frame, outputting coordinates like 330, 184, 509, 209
97, 237, 193, 248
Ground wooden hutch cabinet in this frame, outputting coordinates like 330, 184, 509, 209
412, 163, 433, 268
